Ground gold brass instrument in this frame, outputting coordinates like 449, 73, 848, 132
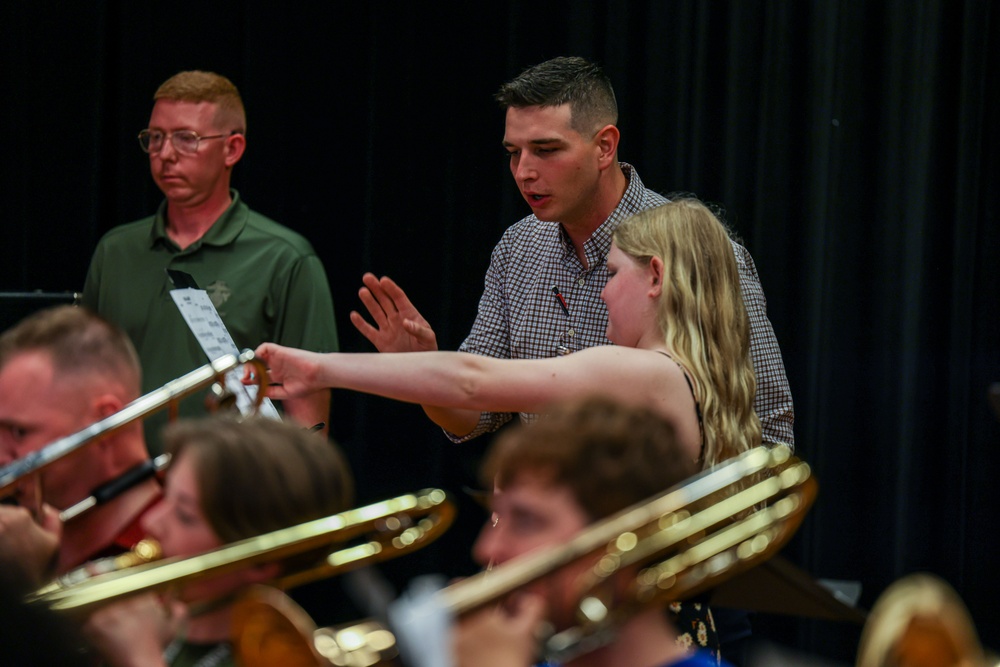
28, 488, 454, 617
34, 539, 164, 594
233, 445, 817, 667
0, 350, 267, 502
856, 573, 999, 667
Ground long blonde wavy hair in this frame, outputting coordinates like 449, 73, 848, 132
612, 199, 761, 467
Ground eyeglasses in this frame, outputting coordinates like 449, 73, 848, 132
137, 129, 234, 155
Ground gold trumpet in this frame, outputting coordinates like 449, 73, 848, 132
28, 488, 454, 617
233, 445, 817, 667
0, 350, 268, 503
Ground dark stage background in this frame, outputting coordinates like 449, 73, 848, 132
3, 1, 998, 662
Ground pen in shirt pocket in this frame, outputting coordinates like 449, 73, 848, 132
551, 285, 570, 316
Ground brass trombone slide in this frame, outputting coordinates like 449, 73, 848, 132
0, 350, 266, 501
442, 445, 812, 620
29, 488, 455, 617
234, 445, 817, 667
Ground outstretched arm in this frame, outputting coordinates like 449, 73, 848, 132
253, 344, 701, 458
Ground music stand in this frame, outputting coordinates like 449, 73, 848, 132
709, 554, 867, 624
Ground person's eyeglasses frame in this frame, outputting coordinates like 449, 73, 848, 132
137, 129, 238, 156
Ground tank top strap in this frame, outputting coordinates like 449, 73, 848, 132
655, 350, 705, 459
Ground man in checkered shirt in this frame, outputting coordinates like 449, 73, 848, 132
352, 56, 794, 450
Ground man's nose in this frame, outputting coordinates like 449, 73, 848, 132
513, 155, 536, 183
156, 136, 179, 161
471, 518, 505, 568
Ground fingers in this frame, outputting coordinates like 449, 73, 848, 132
352, 290, 384, 329
265, 384, 291, 401
349, 310, 381, 347
253, 342, 276, 362
245, 344, 274, 385
378, 275, 411, 309
37, 503, 63, 539
361, 274, 397, 318
508, 593, 547, 630
402, 319, 439, 350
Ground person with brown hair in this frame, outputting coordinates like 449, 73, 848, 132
0, 305, 159, 581
83, 70, 338, 454
83, 416, 354, 667
452, 395, 732, 667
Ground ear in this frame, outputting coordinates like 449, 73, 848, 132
593, 124, 620, 170
91, 394, 124, 421
89, 394, 124, 453
648, 256, 665, 298
223, 133, 247, 168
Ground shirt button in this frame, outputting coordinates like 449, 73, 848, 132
577, 278, 586, 286
567, 329, 576, 337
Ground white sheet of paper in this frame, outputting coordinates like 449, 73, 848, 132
170, 288, 280, 420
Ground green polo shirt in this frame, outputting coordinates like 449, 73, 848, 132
83, 191, 338, 454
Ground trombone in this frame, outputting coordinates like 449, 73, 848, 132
0, 350, 267, 504
29, 488, 455, 616
233, 445, 817, 667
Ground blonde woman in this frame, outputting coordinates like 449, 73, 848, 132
256, 199, 762, 470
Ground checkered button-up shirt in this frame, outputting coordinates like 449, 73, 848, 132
453, 164, 795, 447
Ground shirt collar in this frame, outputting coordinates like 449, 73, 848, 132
573, 163, 645, 269
148, 189, 248, 252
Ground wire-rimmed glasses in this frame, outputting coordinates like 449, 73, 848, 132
137, 129, 234, 155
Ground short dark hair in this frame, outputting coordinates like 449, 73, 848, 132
164, 417, 354, 544
0, 305, 141, 397
480, 396, 697, 521
494, 56, 618, 135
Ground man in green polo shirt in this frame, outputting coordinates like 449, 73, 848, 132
83, 71, 338, 454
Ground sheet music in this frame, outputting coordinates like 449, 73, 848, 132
170, 288, 280, 419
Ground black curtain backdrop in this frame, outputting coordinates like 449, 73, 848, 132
3, 1, 997, 661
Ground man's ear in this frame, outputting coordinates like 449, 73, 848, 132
90, 394, 125, 454
594, 124, 620, 170
91, 394, 124, 421
224, 133, 247, 168
649, 256, 665, 298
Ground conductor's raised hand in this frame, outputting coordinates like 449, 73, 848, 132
250, 343, 323, 401
350, 273, 438, 353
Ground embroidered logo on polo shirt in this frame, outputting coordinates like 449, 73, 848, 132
205, 280, 232, 310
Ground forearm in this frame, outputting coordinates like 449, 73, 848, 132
317, 351, 495, 409
421, 405, 481, 437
